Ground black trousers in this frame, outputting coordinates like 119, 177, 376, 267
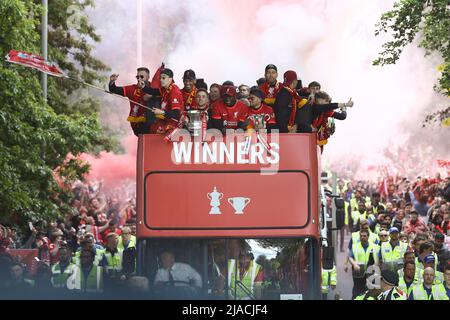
352, 276, 367, 299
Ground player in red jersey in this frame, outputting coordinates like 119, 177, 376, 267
181, 69, 198, 111
108, 67, 159, 136
211, 85, 249, 133
258, 64, 282, 107
143, 68, 184, 134
245, 87, 277, 132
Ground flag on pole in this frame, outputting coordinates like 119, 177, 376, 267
151, 63, 165, 89
6, 49, 64, 77
437, 160, 450, 168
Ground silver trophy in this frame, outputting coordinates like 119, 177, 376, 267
185, 110, 203, 136
251, 114, 271, 130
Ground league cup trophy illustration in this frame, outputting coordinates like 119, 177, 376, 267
227, 197, 251, 214
207, 186, 223, 214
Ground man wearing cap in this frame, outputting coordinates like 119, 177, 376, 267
147, 68, 184, 134
416, 241, 440, 275
259, 64, 281, 107
377, 269, 407, 300
109, 67, 160, 135
244, 87, 277, 132
181, 69, 197, 111
409, 267, 449, 300
348, 229, 380, 298
272, 70, 302, 133
417, 254, 444, 284
211, 85, 249, 132
380, 227, 408, 272
397, 261, 417, 297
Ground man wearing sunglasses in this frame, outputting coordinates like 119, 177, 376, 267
109, 67, 159, 136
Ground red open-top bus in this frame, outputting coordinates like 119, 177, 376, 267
136, 132, 323, 300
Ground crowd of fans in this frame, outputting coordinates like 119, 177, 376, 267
324, 172, 450, 300
0, 179, 139, 298
1, 61, 448, 300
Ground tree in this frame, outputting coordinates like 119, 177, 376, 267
373, 0, 449, 126
0, 0, 114, 224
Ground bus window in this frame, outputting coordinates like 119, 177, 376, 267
140, 237, 319, 300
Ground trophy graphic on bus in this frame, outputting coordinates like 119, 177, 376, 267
228, 197, 251, 214
207, 186, 224, 214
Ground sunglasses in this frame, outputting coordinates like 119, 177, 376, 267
136, 75, 145, 79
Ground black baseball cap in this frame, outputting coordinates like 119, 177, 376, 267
381, 269, 399, 286
183, 69, 196, 80
161, 68, 174, 78
265, 64, 277, 72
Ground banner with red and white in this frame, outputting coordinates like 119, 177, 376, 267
437, 160, 450, 168
5, 49, 64, 77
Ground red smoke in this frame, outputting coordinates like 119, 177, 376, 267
80, 135, 137, 187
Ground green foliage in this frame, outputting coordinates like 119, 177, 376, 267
374, 0, 450, 100
0, 0, 118, 224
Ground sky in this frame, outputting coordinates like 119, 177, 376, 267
81, 0, 449, 184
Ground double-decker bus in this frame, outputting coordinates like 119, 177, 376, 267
136, 132, 328, 300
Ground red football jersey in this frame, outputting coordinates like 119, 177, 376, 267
150, 83, 184, 134
247, 103, 276, 128
259, 81, 281, 106
160, 83, 184, 112
123, 84, 146, 127
211, 100, 249, 129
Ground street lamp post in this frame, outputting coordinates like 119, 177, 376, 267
41, 0, 48, 100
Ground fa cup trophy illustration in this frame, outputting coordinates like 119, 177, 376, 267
207, 186, 224, 214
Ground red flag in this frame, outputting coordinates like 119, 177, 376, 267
150, 63, 165, 89
437, 160, 450, 168
5, 49, 64, 77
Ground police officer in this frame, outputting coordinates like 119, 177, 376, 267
409, 267, 449, 300
348, 229, 379, 298
380, 227, 408, 272
377, 269, 407, 300
69, 249, 104, 294
321, 264, 337, 300
397, 261, 417, 297
51, 244, 77, 290
101, 233, 124, 290
417, 254, 444, 284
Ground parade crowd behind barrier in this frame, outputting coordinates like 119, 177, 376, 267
0, 178, 139, 298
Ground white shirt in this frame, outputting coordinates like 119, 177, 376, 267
154, 262, 202, 287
